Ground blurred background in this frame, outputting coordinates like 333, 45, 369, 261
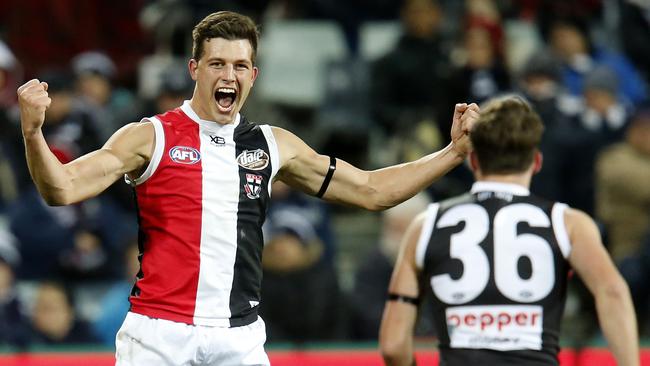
0, 0, 649, 363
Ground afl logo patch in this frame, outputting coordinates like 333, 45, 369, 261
236, 149, 269, 170
169, 146, 201, 164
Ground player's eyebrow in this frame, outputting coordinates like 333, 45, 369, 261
204, 57, 251, 65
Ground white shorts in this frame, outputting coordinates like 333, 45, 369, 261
115, 312, 270, 366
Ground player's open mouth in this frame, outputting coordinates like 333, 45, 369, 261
215, 87, 237, 112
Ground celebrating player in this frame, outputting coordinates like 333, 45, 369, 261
17, 11, 478, 366
379, 95, 638, 366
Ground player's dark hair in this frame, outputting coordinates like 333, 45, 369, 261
470, 95, 544, 174
192, 11, 260, 64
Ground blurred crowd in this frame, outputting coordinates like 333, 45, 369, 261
0, 0, 649, 350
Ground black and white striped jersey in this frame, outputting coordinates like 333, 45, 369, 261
417, 181, 572, 365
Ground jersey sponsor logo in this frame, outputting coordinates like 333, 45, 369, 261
446, 305, 543, 351
245, 173, 263, 199
210, 134, 226, 146
169, 146, 201, 164
236, 149, 269, 170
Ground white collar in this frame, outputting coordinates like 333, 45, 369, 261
470, 181, 530, 196
180, 100, 240, 127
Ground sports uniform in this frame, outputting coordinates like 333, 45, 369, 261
417, 181, 571, 366
116, 101, 279, 365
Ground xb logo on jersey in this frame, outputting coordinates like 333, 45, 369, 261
169, 146, 201, 164
210, 135, 225, 146
244, 174, 263, 199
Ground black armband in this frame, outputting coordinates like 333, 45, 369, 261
387, 293, 420, 306
316, 156, 336, 198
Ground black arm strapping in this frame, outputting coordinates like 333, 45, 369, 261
316, 156, 336, 198
387, 293, 421, 306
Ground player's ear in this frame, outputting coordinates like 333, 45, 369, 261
532, 151, 543, 174
469, 151, 480, 173
189, 59, 198, 81
251, 66, 259, 85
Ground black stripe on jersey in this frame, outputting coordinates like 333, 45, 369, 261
130, 188, 145, 301
230, 116, 273, 327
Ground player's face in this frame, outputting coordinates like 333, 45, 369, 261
189, 38, 258, 124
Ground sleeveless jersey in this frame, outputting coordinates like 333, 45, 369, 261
416, 181, 572, 365
126, 101, 280, 327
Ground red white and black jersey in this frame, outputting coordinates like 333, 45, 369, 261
417, 182, 572, 366
126, 101, 279, 328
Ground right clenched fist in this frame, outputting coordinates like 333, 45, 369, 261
17, 79, 51, 137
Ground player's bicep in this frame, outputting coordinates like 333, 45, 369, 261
388, 214, 425, 296
274, 127, 370, 201
63, 122, 153, 199
273, 127, 359, 192
101, 122, 154, 175
380, 215, 425, 358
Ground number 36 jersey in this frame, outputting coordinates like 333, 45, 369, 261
417, 182, 572, 366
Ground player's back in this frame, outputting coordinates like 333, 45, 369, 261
417, 181, 572, 366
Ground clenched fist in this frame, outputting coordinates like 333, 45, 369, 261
450, 102, 480, 157
17, 79, 51, 137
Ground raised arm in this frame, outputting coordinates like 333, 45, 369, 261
379, 214, 425, 366
566, 208, 639, 366
18, 79, 153, 205
274, 103, 478, 211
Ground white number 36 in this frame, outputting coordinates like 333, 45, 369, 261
431, 203, 555, 304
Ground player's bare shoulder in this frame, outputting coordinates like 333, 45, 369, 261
394, 211, 429, 267
269, 126, 297, 159
98, 121, 157, 179
270, 126, 317, 170
563, 207, 598, 240
105, 121, 156, 162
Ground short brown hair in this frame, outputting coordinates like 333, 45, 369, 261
192, 11, 260, 64
470, 95, 544, 174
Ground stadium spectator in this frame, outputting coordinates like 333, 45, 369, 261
92, 239, 140, 345
0, 40, 27, 204
136, 62, 194, 118
72, 51, 137, 141
596, 107, 650, 262
0, 226, 32, 348
596, 107, 650, 332
447, 23, 511, 106
547, 17, 647, 105
348, 193, 430, 340
30, 281, 99, 345
558, 66, 632, 215
370, 0, 452, 139
260, 205, 342, 342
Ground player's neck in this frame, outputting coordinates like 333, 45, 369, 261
475, 173, 531, 189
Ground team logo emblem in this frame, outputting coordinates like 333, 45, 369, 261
169, 146, 201, 164
236, 149, 269, 170
244, 174, 263, 199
